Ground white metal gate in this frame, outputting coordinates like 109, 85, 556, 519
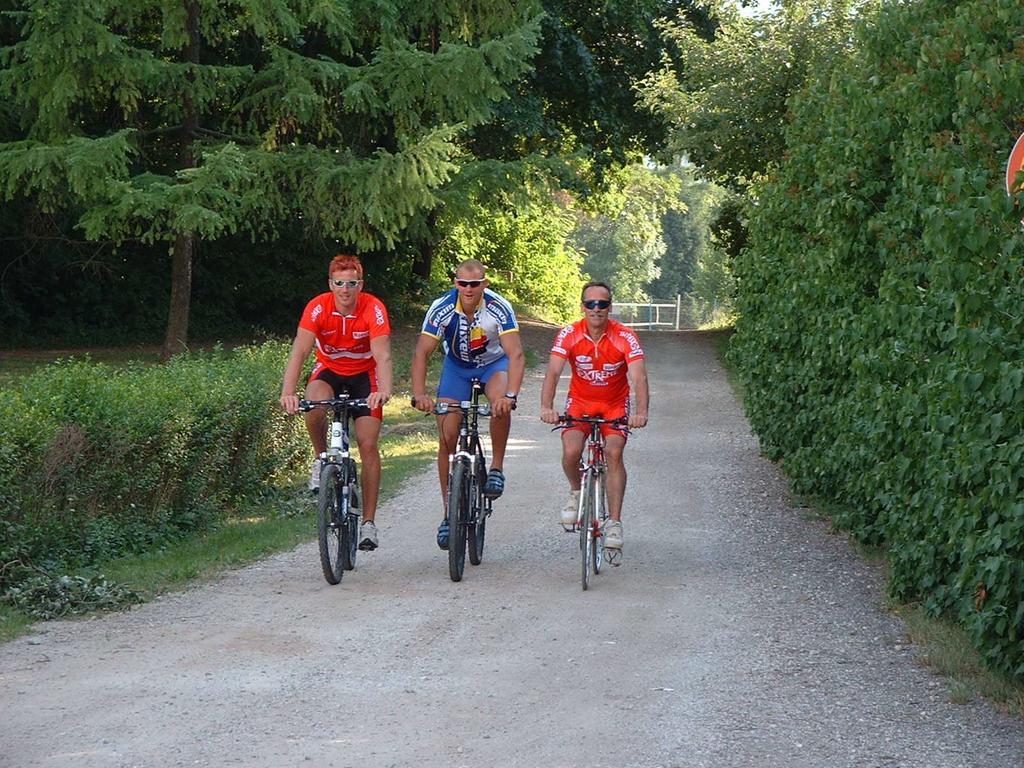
610, 296, 685, 331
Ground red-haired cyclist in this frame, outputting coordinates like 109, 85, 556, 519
280, 254, 393, 551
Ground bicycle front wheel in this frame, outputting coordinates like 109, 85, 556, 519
580, 471, 595, 591
593, 469, 606, 575
317, 463, 344, 585
468, 463, 487, 566
447, 461, 469, 582
341, 458, 359, 571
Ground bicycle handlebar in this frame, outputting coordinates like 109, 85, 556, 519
556, 414, 628, 426
298, 396, 371, 413
408, 398, 515, 416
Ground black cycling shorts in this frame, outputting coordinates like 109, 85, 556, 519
309, 368, 380, 420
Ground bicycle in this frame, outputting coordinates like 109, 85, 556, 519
298, 395, 369, 585
417, 378, 504, 582
556, 415, 628, 591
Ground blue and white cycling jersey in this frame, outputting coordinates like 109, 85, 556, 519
421, 288, 519, 368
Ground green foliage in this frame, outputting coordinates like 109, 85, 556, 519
639, 0, 863, 191
0, 0, 543, 347
648, 165, 736, 325
730, 0, 1024, 678
0, 341, 309, 604
0, 2, 543, 247
434, 178, 584, 322
472, 0, 713, 181
573, 163, 683, 301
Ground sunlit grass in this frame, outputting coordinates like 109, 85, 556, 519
697, 308, 737, 331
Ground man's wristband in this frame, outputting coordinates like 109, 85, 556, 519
504, 392, 518, 400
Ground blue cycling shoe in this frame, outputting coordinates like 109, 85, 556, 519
483, 468, 505, 499
436, 518, 450, 550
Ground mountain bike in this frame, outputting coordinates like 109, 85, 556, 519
298, 395, 368, 585
557, 415, 628, 591
423, 378, 503, 582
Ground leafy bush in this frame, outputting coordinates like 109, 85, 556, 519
0, 341, 308, 611
731, 0, 1024, 678
2, 574, 143, 619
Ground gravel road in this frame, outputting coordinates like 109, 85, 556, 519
2, 331, 1022, 768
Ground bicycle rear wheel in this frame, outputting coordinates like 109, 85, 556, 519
468, 463, 487, 566
341, 458, 359, 570
317, 463, 344, 584
447, 461, 469, 582
580, 471, 595, 591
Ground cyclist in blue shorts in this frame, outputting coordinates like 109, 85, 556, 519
412, 259, 525, 549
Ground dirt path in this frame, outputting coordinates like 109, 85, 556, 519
2, 332, 1022, 768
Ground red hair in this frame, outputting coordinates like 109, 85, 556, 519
328, 254, 363, 278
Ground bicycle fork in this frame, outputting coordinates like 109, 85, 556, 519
323, 418, 355, 526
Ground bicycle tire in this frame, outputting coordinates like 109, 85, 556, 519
341, 458, 358, 571
317, 463, 344, 584
468, 463, 487, 566
580, 470, 595, 591
593, 469, 606, 575
447, 460, 469, 582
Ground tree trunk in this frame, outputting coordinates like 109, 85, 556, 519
161, 0, 200, 361
412, 243, 433, 282
409, 25, 442, 285
162, 231, 194, 359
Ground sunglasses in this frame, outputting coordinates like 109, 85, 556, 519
583, 299, 611, 310
455, 279, 485, 288
330, 278, 362, 288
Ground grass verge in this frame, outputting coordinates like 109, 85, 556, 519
898, 605, 1024, 717
709, 327, 742, 401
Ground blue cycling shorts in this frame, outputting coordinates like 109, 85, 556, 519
437, 356, 509, 401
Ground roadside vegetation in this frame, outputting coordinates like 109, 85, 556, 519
0, 336, 428, 639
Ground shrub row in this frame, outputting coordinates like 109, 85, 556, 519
731, 0, 1024, 678
0, 342, 308, 600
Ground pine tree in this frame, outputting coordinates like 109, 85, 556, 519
0, 0, 540, 356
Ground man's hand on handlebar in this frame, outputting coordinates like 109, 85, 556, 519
367, 390, 391, 410
539, 407, 559, 425
411, 394, 435, 413
280, 393, 301, 415
627, 413, 648, 429
491, 395, 516, 418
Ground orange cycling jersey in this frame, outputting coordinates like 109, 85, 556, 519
298, 292, 391, 376
551, 317, 644, 402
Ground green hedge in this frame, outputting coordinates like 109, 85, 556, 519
0, 342, 308, 597
731, 0, 1024, 678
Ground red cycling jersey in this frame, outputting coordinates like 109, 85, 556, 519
551, 317, 644, 403
298, 292, 391, 376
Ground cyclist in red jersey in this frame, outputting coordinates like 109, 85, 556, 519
540, 281, 649, 551
280, 254, 393, 551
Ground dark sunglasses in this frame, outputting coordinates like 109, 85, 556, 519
330, 278, 362, 288
455, 279, 485, 288
583, 299, 611, 310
